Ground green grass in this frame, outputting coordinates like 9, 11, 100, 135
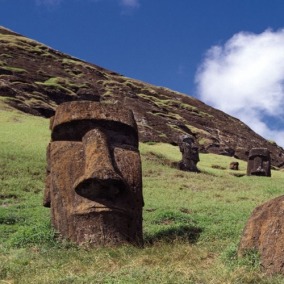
0, 65, 26, 73
1, 109, 284, 283
35, 77, 88, 94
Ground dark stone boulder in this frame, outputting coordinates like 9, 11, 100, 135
229, 161, 239, 170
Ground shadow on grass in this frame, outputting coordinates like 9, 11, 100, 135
145, 225, 202, 245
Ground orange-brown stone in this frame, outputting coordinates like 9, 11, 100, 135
238, 195, 284, 275
44, 101, 143, 246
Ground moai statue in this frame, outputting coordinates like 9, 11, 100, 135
43, 101, 144, 246
229, 161, 239, 170
178, 135, 200, 173
247, 148, 271, 177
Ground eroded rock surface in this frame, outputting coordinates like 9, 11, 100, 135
1, 26, 284, 168
238, 195, 284, 275
44, 101, 143, 246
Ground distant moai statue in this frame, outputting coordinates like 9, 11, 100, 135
178, 135, 200, 172
247, 148, 271, 177
229, 161, 239, 170
43, 101, 144, 246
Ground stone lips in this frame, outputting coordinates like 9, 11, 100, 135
44, 101, 143, 246
238, 195, 284, 275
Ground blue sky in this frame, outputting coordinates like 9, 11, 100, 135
1, 0, 284, 146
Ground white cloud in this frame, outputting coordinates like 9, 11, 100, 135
195, 29, 284, 147
120, 0, 140, 9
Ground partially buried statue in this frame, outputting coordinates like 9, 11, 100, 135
43, 101, 144, 246
247, 148, 271, 177
178, 135, 200, 172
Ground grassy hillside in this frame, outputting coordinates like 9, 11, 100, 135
1, 106, 284, 283
1, 26, 284, 168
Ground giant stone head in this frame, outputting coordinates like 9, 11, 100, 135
178, 135, 200, 172
247, 148, 271, 177
43, 101, 143, 246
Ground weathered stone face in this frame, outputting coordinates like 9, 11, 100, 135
247, 148, 271, 177
178, 135, 200, 172
43, 101, 143, 246
238, 195, 284, 275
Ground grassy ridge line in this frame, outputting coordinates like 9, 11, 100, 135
1, 109, 284, 283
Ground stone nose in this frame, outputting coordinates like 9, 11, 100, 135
73, 128, 125, 201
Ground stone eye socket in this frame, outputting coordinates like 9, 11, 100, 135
52, 120, 138, 149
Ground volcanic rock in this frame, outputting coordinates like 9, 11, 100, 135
1, 26, 284, 167
229, 161, 239, 170
177, 135, 200, 172
247, 148, 271, 177
44, 101, 143, 246
238, 195, 284, 275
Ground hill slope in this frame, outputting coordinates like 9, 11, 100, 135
0, 26, 283, 167
1, 108, 284, 283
